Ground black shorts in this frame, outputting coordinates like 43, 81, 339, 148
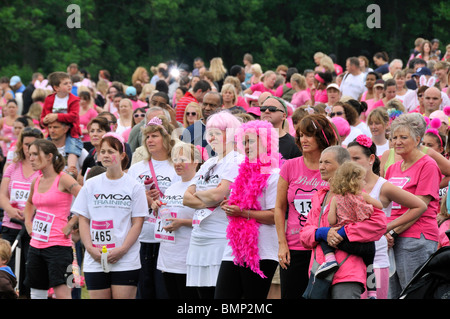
84, 269, 140, 290
25, 245, 73, 290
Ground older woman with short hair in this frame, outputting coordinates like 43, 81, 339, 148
300, 146, 387, 299
384, 113, 441, 298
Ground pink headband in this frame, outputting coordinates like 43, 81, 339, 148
103, 132, 125, 151
146, 116, 168, 134
314, 73, 325, 84
311, 118, 337, 146
425, 128, 443, 148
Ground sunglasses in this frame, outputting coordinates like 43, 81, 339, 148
186, 112, 197, 116
330, 111, 344, 118
134, 113, 146, 118
203, 164, 216, 182
260, 106, 284, 113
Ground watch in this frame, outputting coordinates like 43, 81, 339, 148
389, 229, 398, 239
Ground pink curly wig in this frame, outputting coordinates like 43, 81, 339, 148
226, 120, 281, 278
234, 120, 280, 170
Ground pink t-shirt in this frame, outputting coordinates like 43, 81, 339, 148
291, 90, 311, 108
79, 108, 98, 141
385, 155, 440, 241
365, 99, 384, 117
279, 156, 328, 250
438, 219, 450, 248
314, 89, 328, 104
2, 162, 41, 230
30, 173, 74, 248
250, 83, 275, 95
236, 96, 249, 110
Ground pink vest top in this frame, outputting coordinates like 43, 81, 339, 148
30, 172, 73, 249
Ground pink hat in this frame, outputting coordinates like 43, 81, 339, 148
245, 91, 262, 105
330, 117, 350, 137
429, 110, 449, 126
247, 106, 261, 117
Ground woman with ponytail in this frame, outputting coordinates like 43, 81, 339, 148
23, 139, 81, 299
347, 135, 427, 299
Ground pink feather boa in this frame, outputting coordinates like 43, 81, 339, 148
226, 156, 276, 278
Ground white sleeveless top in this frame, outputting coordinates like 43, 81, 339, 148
369, 177, 392, 268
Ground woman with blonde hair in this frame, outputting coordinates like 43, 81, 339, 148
132, 66, 150, 87
221, 83, 246, 114
290, 73, 312, 108
224, 76, 249, 110
244, 70, 277, 96
139, 83, 156, 104
127, 115, 180, 299
319, 55, 336, 75
209, 57, 228, 91
249, 63, 263, 86
183, 102, 202, 128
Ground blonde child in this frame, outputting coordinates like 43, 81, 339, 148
316, 161, 383, 299
0, 238, 17, 299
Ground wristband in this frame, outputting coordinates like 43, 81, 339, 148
389, 229, 399, 239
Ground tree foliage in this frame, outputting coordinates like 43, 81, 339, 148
0, 0, 447, 84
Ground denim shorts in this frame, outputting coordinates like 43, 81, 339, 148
65, 135, 83, 157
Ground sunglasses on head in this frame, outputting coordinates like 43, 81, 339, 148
203, 164, 216, 182
260, 106, 284, 113
186, 112, 197, 116
330, 111, 344, 118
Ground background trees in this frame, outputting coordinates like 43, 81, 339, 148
0, 0, 448, 84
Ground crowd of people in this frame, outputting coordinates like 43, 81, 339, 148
0, 36, 449, 300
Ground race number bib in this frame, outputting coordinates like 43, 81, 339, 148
11, 181, 31, 209
91, 220, 115, 249
293, 190, 314, 227
192, 207, 215, 226
32, 210, 55, 242
154, 207, 177, 243
388, 177, 410, 209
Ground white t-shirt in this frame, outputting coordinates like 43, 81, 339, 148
71, 172, 149, 272
127, 159, 181, 243
189, 151, 244, 239
375, 140, 390, 157
222, 172, 280, 262
342, 126, 363, 147
355, 122, 372, 138
156, 179, 195, 274
369, 177, 392, 269
340, 73, 366, 100
52, 95, 69, 113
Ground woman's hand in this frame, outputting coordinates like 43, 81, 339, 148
278, 242, 291, 269
5, 207, 24, 221
107, 246, 127, 264
87, 246, 102, 263
221, 202, 243, 217
327, 227, 343, 248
